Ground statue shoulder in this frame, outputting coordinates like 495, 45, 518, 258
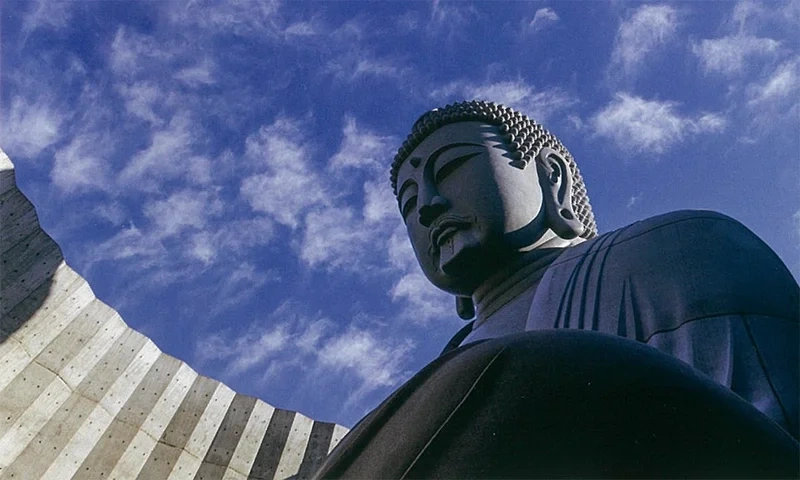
601, 210, 775, 261
598, 209, 798, 320
617, 209, 751, 242
529, 210, 798, 337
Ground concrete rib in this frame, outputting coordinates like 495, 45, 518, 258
109, 363, 198, 479
0, 392, 96, 480
0, 148, 348, 479
273, 413, 314, 480
226, 400, 274, 478
194, 393, 258, 478
247, 409, 296, 480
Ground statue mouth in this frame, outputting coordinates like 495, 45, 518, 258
429, 215, 473, 254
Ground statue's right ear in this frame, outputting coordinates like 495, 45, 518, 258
456, 296, 475, 320
535, 148, 585, 240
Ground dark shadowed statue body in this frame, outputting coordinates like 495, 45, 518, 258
313, 101, 799, 479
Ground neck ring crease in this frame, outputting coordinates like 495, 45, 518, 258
473, 248, 565, 324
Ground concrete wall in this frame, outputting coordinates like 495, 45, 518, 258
0, 149, 347, 479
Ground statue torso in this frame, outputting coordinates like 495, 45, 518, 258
454, 210, 800, 437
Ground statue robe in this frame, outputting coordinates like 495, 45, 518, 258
461, 210, 799, 437
313, 211, 799, 479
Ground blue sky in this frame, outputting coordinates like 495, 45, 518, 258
2, 0, 798, 428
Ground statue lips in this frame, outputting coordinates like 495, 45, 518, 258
429, 215, 472, 255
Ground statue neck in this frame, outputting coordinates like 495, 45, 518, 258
471, 237, 584, 326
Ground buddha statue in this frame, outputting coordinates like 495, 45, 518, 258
313, 101, 799, 479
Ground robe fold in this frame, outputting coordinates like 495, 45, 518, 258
312, 211, 799, 479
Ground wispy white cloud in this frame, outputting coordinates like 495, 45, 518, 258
166, 0, 282, 36
200, 322, 291, 376
283, 20, 321, 37
609, 5, 679, 81
362, 179, 399, 225
241, 115, 402, 275
430, 79, 577, 124
391, 270, 452, 323
428, 0, 479, 39
240, 117, 328, 228
201, 218, 274, 261
300, 206, 373, 270
51, 133, 112, 194
116, 81, 169, 126
1, 96, 64, 159
238, 112, 445, 322
528, 7, 560, 33
395, 11, 421, 33
184, 156, 214, 186
592, 93, 726, 154
692, 35, 780, 76
385, 223, 454, 325
726, 0, 796, 33
308, 17, 409, 84
120, 112, 198, 189
387, 225, 417, 272
781, 0, 800, 25
316, 326, 413, 406
196, 302, 414, 406
741, 58, 800, 137
732, 0, 766, 30
747, 58, 799, 105
329, 116, 397, 171
92, 203, 128, 227
299, 181, 401, 274
174, 59, 217, 87
90, 224, 167, 267
110, 27, 173, 78
143, 189, 223, 238
324, 53, 407, 83
19, 0, 73, 37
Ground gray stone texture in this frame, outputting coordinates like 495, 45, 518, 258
0, 149, 346, 479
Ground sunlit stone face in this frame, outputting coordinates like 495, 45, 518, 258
395, 122, 546, 295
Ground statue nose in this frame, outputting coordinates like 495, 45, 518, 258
419, 196, 449, 227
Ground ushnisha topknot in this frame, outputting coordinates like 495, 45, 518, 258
390, 100, 598, 239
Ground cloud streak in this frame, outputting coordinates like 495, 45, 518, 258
608, 5, 679, 82
692, 35, 780, 76
431, 79, 577, 124
1, 96, 64, 159
592, 93, 726, 154
528, 8, 559, 33
196, 302, 414, 410
51, 133, 112, 194
240, 118, 329, 229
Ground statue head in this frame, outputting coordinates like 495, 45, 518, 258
391, 101, 597, 304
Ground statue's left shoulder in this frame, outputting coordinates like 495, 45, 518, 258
619, 209, 753, 244
614, 209, 798, 320
530, 209, 798, 337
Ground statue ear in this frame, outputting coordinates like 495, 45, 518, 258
455, 296, 475, 320
535, 148, 585, 240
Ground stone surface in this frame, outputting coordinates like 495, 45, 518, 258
0, 148, 346, 479
314, 100, 799, 478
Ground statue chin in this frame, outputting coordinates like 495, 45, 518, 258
436, 230, 492, 294
439, 231, 475, 271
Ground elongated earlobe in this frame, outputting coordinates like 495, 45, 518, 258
536, 148, 585, 240
456, 296, 475, 320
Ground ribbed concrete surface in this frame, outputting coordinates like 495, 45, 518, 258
0, 149, 348, 479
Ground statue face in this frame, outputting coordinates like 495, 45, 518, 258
396, 121, 546, 295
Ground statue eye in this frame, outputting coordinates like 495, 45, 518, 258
401, 196, 417, 219
434, 151, 481, 184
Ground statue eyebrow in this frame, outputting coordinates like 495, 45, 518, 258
427, 142, 484, 168
397, 142, 483, 200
